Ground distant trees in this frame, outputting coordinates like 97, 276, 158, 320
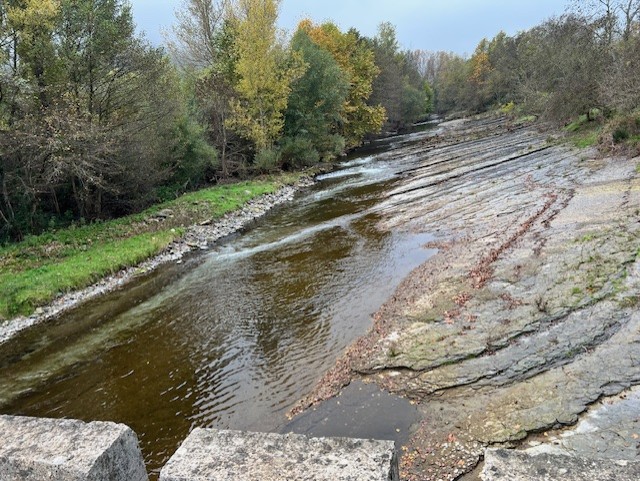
424, 2, 640, 125
369, 23, 432, 131
281, 29, 349, 168
169, 7, 404, 172
0, 1, 437, 242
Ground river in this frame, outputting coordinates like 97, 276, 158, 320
0, 126, 438, 477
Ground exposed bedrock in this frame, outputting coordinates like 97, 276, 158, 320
296, 117, 640, 480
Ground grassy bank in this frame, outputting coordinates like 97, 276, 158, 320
0, 173, 305, 320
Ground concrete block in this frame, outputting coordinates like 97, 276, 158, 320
0, 415, 148, 481
482, 448, 640, 481
160, 428, 398, 481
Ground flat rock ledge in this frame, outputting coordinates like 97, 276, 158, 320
0, 415, 148, 481
159, 428, 399, 481
482, 449, 640, 481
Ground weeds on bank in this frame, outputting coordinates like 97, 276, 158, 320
563, 113, 603, 149
0, 174, 303, 319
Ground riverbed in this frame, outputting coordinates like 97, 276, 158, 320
0, 126, 439, 478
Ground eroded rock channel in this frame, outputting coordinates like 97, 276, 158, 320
294, 117, 640, 480
1, 117, 638, 480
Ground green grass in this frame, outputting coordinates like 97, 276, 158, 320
0, 232, 179, 318
565, 114, 589, 133
562, 114, 602, 149
571, 130, 600, 148
515, 115, 537, 125
0, 173, 305, 319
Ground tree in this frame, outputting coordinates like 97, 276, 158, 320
166, 0, 228, 69
620, 0, 640, 40
300, 20, 385, 148
0, 0, 202, 239
281, 28, 349, 167
485, 31, 520, 106
517, 15, 606, 121
168, 0, 243, 177
57, 0, 136, 121
369, 23, 404, 129
6, 0, 61, 108
432, 52, 470, 114
602, 32, 640, 111
226, 0, 304, 158
569, 0, 640, 43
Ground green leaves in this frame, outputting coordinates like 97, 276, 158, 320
282, 29, 349, 166
302, 20, 385, 149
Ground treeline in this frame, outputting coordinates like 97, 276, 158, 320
423, 0, 640, 130
0, 0, 432, 242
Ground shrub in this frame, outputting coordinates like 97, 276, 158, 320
253, 148, 282, 173
500, 102, 516, 115
279, 137, 320, 170
613, 128, 629, 143
599, 112, 640, 154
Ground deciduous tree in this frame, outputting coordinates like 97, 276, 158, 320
300, 20, 385, 148
226, 0, 304, 157
281, 28, 349, 167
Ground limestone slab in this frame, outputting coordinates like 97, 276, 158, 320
159, 428, 398, 481
0, 415, 148, 481
482, 449, 640, 481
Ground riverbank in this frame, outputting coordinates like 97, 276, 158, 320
290, 116, 640, 480
0, 173, 314, 345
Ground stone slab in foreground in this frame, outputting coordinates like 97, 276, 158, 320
0, 415, 148, 481
160, 428, 398, 481
482, 449, 640, 481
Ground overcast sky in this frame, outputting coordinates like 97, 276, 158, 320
131, 0, 571, 56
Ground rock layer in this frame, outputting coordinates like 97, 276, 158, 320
295, 116, 640, 480
482, 449, 640, 481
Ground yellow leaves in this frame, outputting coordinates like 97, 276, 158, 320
297, 19, 383, 148
227, 0, 304, 151
470, 51, 491, 85
7, 0, 60, 31
469, 38, 493, 86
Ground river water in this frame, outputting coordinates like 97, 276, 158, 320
0, 128, 437, 477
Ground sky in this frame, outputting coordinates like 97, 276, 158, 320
130, 0, 571, 56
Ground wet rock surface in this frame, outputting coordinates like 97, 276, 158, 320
292, 116, 640, 480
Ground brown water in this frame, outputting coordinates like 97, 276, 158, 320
0, 130, 437, 478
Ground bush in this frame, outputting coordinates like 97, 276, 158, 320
500, 102, 516, 115
279, 137, 320, 170
253, 148, 282, 173
169, 116, 219, 189
613, 128, 630, 143
315, 134, 345, 161
599, 112, 640, 154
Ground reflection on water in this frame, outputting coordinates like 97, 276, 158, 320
0, 130, 437, 478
